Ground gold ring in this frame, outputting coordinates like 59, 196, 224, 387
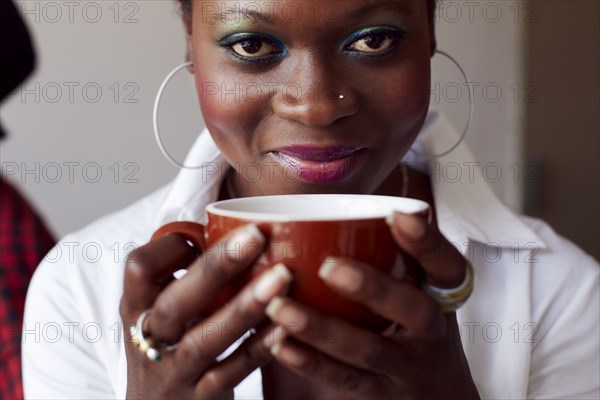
130, 309, 162, 362
422, 261, 474, 313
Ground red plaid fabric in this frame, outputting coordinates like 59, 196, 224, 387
0, 179, 54, 399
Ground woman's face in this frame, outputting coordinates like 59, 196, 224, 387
186, 0, 433, 196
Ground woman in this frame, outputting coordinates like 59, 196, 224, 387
23, 0, 599, 399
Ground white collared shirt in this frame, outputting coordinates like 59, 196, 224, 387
23, 111, 600, 399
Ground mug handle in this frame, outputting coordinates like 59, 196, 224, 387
151, 221, 207, 254
149, 221, 241, 313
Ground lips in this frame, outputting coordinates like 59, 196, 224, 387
269, 145, 367, 184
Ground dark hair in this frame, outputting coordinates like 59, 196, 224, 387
0, 0, 36, 140
178, 0, 191, 16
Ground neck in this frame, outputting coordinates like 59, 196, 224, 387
226, 168, 238, 199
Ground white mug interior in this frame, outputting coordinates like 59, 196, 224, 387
206, 194, 430, 222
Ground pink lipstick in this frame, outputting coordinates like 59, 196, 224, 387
269, 145, 366, 184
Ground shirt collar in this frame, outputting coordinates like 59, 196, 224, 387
409, 111, 546, 250
155, 110, 546, 251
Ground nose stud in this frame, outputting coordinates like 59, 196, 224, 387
338, 95, 344, 99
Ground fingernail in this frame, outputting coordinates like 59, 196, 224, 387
271, 342, 306, 367
263, 325, 287, 348
265, 296, 284, 320
172, 269, 188, 280
226, 224, 265, 261
318, 257, 364, 293
385, 213, 396, 226
317, 257, 337, 280
265, 297, 308, 329
389, 208, 431, 241
270, 341, 282, 356
253, 263, 293, 303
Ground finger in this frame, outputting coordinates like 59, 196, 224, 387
270, 339, 387, 399
318, 257, 444, 336
121, 234, 197, 321
175, 263, 293, 382
388, 209, 465, 288
265, 296, 415, 375
194, 324, 285, 397
148, 224, 266, 343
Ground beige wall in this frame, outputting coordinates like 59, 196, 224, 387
3, 1, 525, 239
434, 0, 526, 211
523, 0, 600, 259
2, 1, 191, 237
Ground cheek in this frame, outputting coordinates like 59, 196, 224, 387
195, 73, 245, 133
365, 72, 429, 152
189, 29, 269, 138
359, 54, 430, 156
193, 68, 265, 155
379, 24, 432, 126
191, 74, 240, 165
191, 39, 263, 139
387, 58, 430, 122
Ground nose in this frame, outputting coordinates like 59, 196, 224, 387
272, 57, 359, 127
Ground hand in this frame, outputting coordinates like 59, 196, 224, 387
262, 209, 480, 399
120, 224, 292, 399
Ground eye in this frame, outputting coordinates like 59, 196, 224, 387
348, 35, 395, 53
232, 39, 281, 58
218, 33, 285, 63
343, 26, 407, 56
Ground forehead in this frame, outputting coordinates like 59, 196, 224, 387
196, 0, 427, 27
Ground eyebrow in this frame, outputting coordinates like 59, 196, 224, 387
208, 9, 274, 24
207, 1, 413, 25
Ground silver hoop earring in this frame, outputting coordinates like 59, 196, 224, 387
411, 49, 475, 158
153, 60, 209, 170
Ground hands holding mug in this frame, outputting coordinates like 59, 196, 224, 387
120, 224, 290, 398
119, 195, 478, 399
262, 209, 479, 399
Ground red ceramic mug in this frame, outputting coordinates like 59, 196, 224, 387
152, 194, 429, 331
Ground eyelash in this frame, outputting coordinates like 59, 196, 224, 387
217, 33, 286, 65
217, 26, 407, 65
341, 26, 407, 58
